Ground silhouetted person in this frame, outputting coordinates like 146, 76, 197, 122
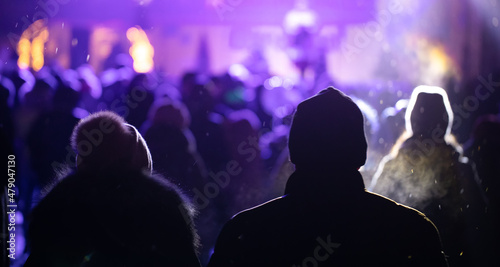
142, 99, 207, 196
17, 79, 55, 139
124, 73, 155, 129
181, 80, 233, 265
465, 114, 500, 218
77, 65, 102, 113
370, 86, 485, 267
25, 111, 200, 267
221, 109, 265, 216
199, 109, 266, 264
184, 83, 229, 175
27, 85, 80, 188
208, 87, 447, 267
464, 114, 500, 266
23, 85, 81, 249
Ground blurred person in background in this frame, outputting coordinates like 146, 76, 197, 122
370, 86, 486, 267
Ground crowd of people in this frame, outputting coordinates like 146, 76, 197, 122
0, 51, 499, 266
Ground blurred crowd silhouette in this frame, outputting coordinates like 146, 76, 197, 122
0, 47, 499, 267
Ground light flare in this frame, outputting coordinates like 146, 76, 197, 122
409, 36, 458, 86
127, 26, 155, 73
17, 20, 49, 72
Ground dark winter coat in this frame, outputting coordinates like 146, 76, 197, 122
208, 169, 448, 267
25, 169, 200, 267
371, 140, 486, 267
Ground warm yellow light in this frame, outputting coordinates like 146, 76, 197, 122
428, 46, 449, 76
410, 35, 456, 86
127, 26, 154, 73
89, 27, 119, 72
16, 20, 49, 72
17, 38, 31, 69
126, 27, 140, 41
31, 28, 49, 72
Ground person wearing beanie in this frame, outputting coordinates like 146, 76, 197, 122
207, 87, 447, 267
25, 111, 201, 267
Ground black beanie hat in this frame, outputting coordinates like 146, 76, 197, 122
288, 87, 367, 169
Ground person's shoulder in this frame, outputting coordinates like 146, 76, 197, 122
222, 196, 289, 230
364, 190, 443, 244
236, 195, 288, 217
100, 169, 191, 207
364, 191, 447, 266
35, 169, 84, 204
212, 195, 290, 254
364, 190, 432, 224
42, 169, 189, 208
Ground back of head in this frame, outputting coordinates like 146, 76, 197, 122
185, 84, 214, 117
406, 86, 453, 139
149, 98, 190, 129
288, 87, 367, 170
471, 114, 500, 161
71, 111, 152, 173
472, 114, 500, 142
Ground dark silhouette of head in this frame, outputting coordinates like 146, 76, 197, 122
180, 72, 199, 99
470, 114, 500, 163
472, 114, 500, 142
288, 87, 367, 170
71, 111, 152, 173
149, 98, 191, 130
405, 86, 453, 140
184, 83, 215, 117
